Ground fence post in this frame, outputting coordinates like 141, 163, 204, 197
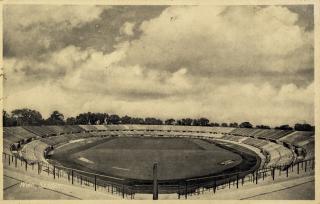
53, 166, 55, 179
297, 162, 300, 174
305, 161, 307, 172
236, 174, 239, 188
25, 161, 27, 171
272, 168, 275, 180
252, 172, 255, 183
213, 179, 216, 193
15, 157, 17, 168
72, 170, 74, 184
286, 167, 289, 177
8, 155, 10, 166
122, 184, 125, 199
94, 175, 97, 191
185, 182, 188, 199
242, 177, 244, 186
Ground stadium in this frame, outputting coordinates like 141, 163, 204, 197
2, 3, 316, 201
3, 124, 315, 199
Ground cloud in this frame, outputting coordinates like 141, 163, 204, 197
4, 5, 106, 58
120, 22, 135, 36
123, 6, 313, 79
3, 5, 314, 126
4, 5, 105, 28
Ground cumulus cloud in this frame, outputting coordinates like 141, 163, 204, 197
3, 5, 314, 126
123, 6, 313, 77
4, 5, 105, 57
120, 22, 135, 36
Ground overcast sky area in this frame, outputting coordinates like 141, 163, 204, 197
3, 5, 314, 126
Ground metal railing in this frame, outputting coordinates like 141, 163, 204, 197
3, 152, 314, 199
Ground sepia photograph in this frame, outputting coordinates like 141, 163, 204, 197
1, 1, 317, 200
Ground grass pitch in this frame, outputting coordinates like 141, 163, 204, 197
52, 137, 246, 181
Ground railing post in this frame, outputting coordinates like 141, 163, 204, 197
213, 179, 216, 193
122, 184, 125, 199
286, 167, 289, 177
297, 162, 300, 174
94, 175, 97, 191
8, 155, 10, 166
15, 157, 17, 168
25, 161, 27, 171
236, 174, 239, 188
256, 171, 258, 184
272, 168, 275, 180
185, 182, 188, 199
305, 161, 307, 172
53, 166, 55, 179
72, 170, 74, 184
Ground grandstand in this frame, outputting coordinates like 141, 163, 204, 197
2, 125, 315, 199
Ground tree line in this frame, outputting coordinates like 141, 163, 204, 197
2, 108, 315, 131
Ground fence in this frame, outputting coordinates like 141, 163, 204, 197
2, 152, 315, 199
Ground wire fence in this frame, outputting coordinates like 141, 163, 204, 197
2, 152, 315, 199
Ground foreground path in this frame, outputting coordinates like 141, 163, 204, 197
3, 167, 119, 200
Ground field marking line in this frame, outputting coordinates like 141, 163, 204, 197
112, 166, 130, 171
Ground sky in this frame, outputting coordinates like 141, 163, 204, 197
3, 5, 314, 126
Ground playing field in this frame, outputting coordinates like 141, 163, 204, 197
51, 137, 245, 181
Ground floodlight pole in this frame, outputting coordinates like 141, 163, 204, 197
153, 163, 158, 200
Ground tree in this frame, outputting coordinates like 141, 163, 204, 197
221, 123, 228, 127
121, 115, 132, 124
66, 117, 76, 125
198, 118, 209, 126
239, 122, 253, 128
181, 118, 193, 126
256, 125, 270, 129
109, 114, 120, 124
294, 123, 314, 131
3, 110, 15, 126
275, 124, 293, 130
209, 122, 220, 127
130, 117, 145, 124
145, 117, 163, 125
192, 119, 200, 126
11, 108, 43, 126
229, 122, 238, 127
165, 118, 175, 125
46, 110, 65, 125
